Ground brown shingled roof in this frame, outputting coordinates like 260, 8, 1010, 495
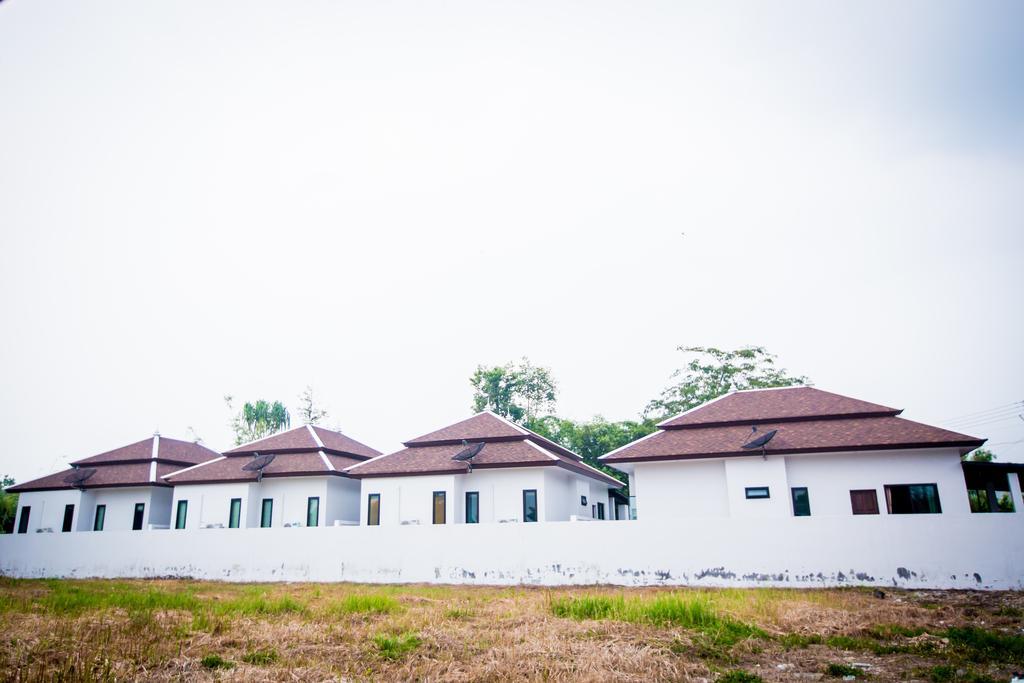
224, 424, 380, 459
659, 386, 900, 428
163, 450, 359, 484
603, 388, 985, 464
350, 413, 622, 487
9, 435, 222, 493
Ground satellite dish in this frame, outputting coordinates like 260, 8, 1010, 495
63, 468, 97, 489
741, 428, 777, 451
452, 442, 485, 462
242, 453, 276, 481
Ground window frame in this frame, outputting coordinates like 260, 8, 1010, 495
465, 491, 479, 524
174, 500, 188, 530
93, 504, 106, 531
17, 506, 30, 534
884, 483, 942, 515
523, 489, 538, 523
62, 504, 75, 533
596, 502, 605, 520
850, 489, 880, 515
132, 503, 146, 531
229, 498, 242, 528
367, 493, 380, 526
260, 498, 273, 528
432, 491, 446, 525
791, 487, 811, 517
306, 496, 320, 527
745, 486, 770, 500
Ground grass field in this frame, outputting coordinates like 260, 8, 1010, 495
1, 579, 1022, 681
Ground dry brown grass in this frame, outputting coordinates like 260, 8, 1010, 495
0, 579, 1022, 682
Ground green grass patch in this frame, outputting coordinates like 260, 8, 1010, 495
825, 662, 862, 677
444, 607, 473, 619
946, 626, 1024, 664
373, 632, 422, 660
718, 671, 763, 683
325, 593, 399, 615
241, 648, 278, 665
200, 653, 234, 670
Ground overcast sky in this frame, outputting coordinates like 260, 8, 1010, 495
1, 0, 1022, 481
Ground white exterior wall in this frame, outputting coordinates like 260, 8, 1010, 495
171, 476, 361, 530
359, 467, 617, 526
12, 490, 82, 534
3, 513, 1022, 589
78, 487, 167, 532
631, 448, 973, 519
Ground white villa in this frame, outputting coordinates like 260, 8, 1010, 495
347, 412, 625, 525
601, 387, 1011, 520
8, 434, 220, 533
163, 424, 380, 529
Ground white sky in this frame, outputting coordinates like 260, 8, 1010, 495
1, 0, 1022, 481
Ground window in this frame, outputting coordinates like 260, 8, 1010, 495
791, 487, 811, 516
596, 502, 605, 520
229, 498, 242, 528
745, 486, 770, 499
307, 497, 320, 527
580, 495, 587, 506
885, 484, 941, 514
367, 494, 380, 526
433, 491, 446, 524
17, 506, 30, 534
260, 498, 273, 528
465, 491, 479, 524
62, 504, 75, 532
132, 503, 145, 531
850, 489, 879, 515
174, 500, 188, 529
523, 489, 538, 523
93, 504, 106, 531
965, 470, 1015, 513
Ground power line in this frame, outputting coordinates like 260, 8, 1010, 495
950, 415, 1024, 432
946, 407, 1024, 427
943, 400, 1024, 424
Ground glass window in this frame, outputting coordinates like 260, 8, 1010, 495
132, 503, 145, 531
465, 491, 479, 524
229, 498, 241, 528
307, 497, 320, 527
62, 504, 75, 533
174, 500, 188, 530
885, 484, 942, 514
791, 487, 811, 516
93, 505, 106, 531
523, 489, 538, 523
745, 486, 770, 499
850, 489, 879, 515
260, 498, 273, 528
580, 496, 587, 506
433, 491, 446, 524
367, 494, 380, 526
17, 506, 30, 534
596, 502, 605, 520
965, 470, 1015, 513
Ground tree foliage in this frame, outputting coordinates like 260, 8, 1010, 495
297, 386, 329, 425
962, 447, 995, 462
0, 475, 17, 534
470, 358, 557, 423
225, 395, 291, 445
643, 346, 809, 421
527, 416, 655, 485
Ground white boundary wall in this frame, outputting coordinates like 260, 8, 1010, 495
2, 514, 1022, 589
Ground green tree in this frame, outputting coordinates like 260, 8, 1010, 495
470, 358, 557, 423
527, 416, 656, 485
225, 396, 291, 445
644, 346, 809, 421
962, 447, 995, 462
297, 386, 328, 425
0, 475, 18, 534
